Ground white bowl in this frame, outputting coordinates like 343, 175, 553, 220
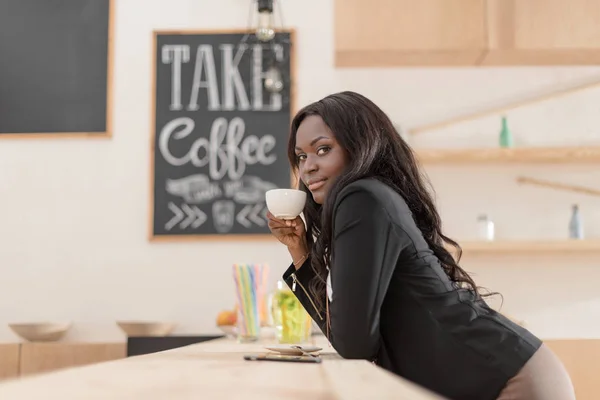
265, 189, 306, 220
9, 322, 71, 342
217, 325, 237, 338
116, 321, 175, 337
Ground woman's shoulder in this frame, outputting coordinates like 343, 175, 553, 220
333, 178, 417, 240
336, 178, 409, 210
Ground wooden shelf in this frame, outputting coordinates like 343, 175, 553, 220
415, 146, 600, 164
454, 240, 600, 254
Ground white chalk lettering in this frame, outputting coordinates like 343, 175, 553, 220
257, 134, 276, 164
158, 117, 194, 166
251, 43, 283, 111
223, 180, 243, 197
163, 42, 286, 112
158, 117, 277, 180
220, 44, 250, 111
188, 45, 220, 111
161, 45, 190, 111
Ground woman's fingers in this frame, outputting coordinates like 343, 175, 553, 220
267, 212, 304, 234
266, 211, 284, 222
267, 212, 285, 224
271, 227, 296, 236
268, 219, 288, 229
268, 218, 296, 228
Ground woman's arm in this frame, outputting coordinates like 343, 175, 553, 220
282, 259, 327, 330
327, 186, 405, 360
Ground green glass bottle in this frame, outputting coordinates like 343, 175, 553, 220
499, 116, 513, 148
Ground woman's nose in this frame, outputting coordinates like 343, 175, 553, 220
303, 154, 318, 173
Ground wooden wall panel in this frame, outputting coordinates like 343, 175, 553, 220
335, 0, 600, 66
20, 343, 126, 377
0, 344, 20, 381
334, 0, 487, 66
483, 0, 600, 65
544, 339, 600, 400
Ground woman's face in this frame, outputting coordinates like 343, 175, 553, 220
294, 115, 348, 205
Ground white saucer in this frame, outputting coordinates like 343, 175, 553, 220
264, 345, 322, 355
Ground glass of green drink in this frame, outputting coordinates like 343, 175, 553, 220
271, 280, 312, 344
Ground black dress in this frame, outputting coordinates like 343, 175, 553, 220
282, 178, 541, 400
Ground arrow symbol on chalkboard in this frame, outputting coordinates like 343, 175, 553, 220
261, 206, 269, 222
165, 202, 207, 231
236, 204, 266, 228
249, 204, 266, 227
236, 205, 252, 228
165, 202, 184, 231
180, 204, 207, 229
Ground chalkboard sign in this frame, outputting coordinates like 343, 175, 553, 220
0, 0, 113, 138
150, 30, 295, 240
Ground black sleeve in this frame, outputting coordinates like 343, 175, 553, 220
283, 187, 406, 361
327, 187, 405, 360
282, 259, 328, 333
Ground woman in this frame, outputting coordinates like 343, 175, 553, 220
267, 91, 575, 400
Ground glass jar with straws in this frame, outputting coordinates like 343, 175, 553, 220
232, 263, 265, 342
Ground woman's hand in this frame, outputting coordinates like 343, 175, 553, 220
267, 212, 308, 254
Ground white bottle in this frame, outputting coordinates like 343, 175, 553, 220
569, 204, 584, 239
477, 214, 495, 241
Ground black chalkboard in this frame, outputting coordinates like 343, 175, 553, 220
0, 0, 112, 137
151, 30, 295, 239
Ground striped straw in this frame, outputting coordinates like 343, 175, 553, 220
239, 264, 259, 337
232, 264, 246, 336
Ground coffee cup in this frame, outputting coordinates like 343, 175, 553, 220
265, 189, 306, 220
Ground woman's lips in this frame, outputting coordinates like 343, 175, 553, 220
308, 179, 326, 191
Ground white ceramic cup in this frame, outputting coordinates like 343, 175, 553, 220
265, 189, 307, 220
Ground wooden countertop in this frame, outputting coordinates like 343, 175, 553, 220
0, 335, 443, 399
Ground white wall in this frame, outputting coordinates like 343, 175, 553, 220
0, 0, 598, 342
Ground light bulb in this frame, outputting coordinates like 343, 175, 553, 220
264, 66, 283, 93
256, 11, 275, 42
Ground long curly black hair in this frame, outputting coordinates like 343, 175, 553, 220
287, 91, 487, 312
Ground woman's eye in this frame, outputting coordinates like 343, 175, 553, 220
296, 154, 306, 162
317, 146, 330, 156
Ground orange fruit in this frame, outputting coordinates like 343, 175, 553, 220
216, 310, 237, 326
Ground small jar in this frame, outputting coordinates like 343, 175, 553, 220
477, 214, 495, 241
